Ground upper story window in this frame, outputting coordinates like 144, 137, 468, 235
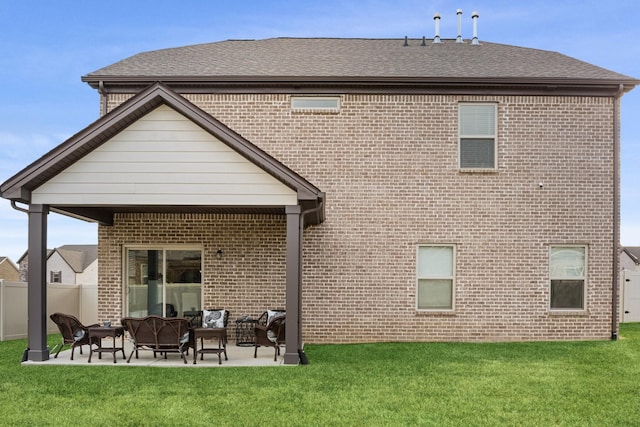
459, 103, 497, 170
549, 246, 586, 310
417, 245, 455, 311
50, 271, 62, 283
291, 96, 340, 113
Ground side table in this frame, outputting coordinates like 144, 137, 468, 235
192, 327, 227, 365
235, 317, 257, 346
88, 326, 125, 363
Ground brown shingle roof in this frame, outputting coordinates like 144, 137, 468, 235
83, 37, 637, 85
55, 245, 98, 272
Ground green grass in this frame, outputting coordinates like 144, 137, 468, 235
1, 325, 640, 426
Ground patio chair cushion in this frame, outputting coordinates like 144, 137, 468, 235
73, 329, 86, 342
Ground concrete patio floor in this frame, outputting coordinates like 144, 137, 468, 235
23, 338, 288, 367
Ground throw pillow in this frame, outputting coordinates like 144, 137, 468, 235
202, 309, 225, 328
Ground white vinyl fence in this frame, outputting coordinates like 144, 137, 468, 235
0, 280, 98, 341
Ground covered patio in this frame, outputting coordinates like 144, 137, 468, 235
35, 340, 291, 368
1, 83, 325, 365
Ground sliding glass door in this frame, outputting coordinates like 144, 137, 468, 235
126, 247, 202, 318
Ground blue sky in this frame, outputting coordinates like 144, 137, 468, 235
1, 0, 639, 263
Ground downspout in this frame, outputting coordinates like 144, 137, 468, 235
297, 196, 325, 364
98, 81, 108, 116
612, 83, 624, 340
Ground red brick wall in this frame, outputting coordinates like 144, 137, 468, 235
99, 93, 617, 343
98, 213, 286, 317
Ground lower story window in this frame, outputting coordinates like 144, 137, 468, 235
417, 245, 455, 310
549, 246, 586, 310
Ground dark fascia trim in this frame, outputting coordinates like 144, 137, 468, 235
1, 82, 324, 223
0, 89, 164, 202
83, 75, 640, 96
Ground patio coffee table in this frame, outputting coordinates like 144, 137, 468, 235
88, 326, 126, 363
192, 327, 227, 365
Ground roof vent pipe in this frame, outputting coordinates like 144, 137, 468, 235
404, 35, 409, 46
471, 11, 480, 45
433, 12, 441, 43
456, 9, 463, 43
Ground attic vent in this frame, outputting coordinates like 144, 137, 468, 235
291, 96, 340, 113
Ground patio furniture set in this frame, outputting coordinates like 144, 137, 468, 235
49, 310, 286, 365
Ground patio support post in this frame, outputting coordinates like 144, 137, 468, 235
27, 204, 50, 361
284, 205, 302, 365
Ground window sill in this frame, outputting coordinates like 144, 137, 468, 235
415, 309, 457, 316
548, 309, 588, 316
458, 168, 498, 174
291, 109, 340, 114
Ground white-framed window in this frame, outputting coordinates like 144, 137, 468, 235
50, 271, 62, 283
417, 245, 455, 310
549, 246, 586, 310
459, 103, 497, 170
125, 245, 203, 318
291, 96, 340, 112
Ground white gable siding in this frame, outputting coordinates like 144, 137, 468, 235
32, 105, 297, 206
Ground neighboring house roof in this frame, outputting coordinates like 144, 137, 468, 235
0, 83, 325, 226
623, 247, 640, 265
18, 246, 97, 273
51, 245, 98, 273
0, 257, 18, 269
82, 38, 639, 94
0, 256, 20, 280
17, 249, 54, 264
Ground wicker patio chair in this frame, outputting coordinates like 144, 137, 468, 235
254, 314, 285, 362
49, 312, 100, 360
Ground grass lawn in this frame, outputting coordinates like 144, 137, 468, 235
1, 324, 639, 426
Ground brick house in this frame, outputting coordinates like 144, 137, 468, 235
0, 257, 19, 282
1, 37, 638, 364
